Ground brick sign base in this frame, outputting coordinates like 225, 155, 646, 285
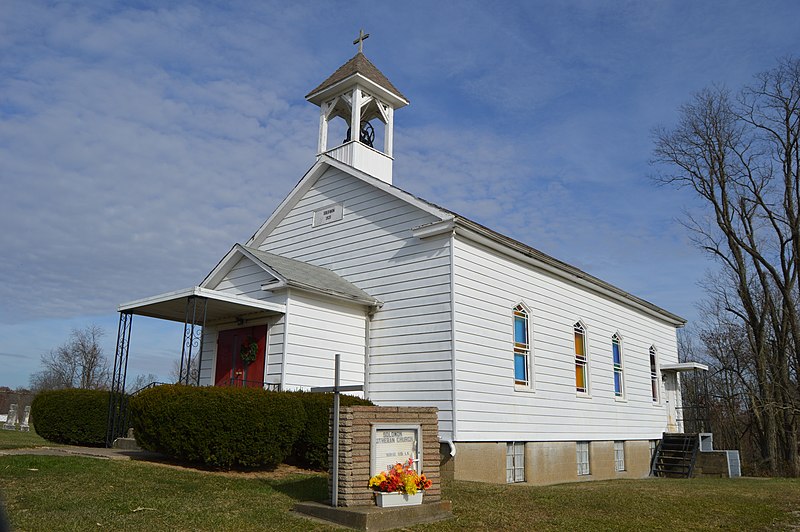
330, 406, 441, 507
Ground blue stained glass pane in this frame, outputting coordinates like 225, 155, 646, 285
614, 372, 622, 395
514, 316, 527, 344
515, 353, 526, 381
612, 342, 621, 365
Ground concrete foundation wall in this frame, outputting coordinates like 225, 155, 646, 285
453, 442, 508, 484
448, 440, 654, 485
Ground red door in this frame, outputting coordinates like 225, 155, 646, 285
214, 325, 267, 388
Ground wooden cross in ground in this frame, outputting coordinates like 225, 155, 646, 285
310, 354, 364, 507
353, 29, 369, 53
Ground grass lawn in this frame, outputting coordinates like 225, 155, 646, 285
0, 427, 51, 449
1, 455, 334, 531
1, 454, 799, 531
435, 477, 800, 531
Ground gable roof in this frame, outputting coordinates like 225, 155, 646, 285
244, 246, 379, 306
305, 52, 408, 104
246, 156, 453, 249
246, 157, 685, 326
202, 243, 380, 307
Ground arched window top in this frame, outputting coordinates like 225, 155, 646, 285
612, 334, 622, 363
513, 304, 529, 348
574, 322, 587, 357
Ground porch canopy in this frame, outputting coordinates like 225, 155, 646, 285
118, 286, 285, 324
114, 286, 286, 397
661, 362, 709, 373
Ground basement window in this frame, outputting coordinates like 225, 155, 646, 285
506, 442, 525, 483
577, 441, 590, 476
614, 441, 625, 471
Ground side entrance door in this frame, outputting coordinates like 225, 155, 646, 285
663, 372, 680, 433
214, 325, 267, 388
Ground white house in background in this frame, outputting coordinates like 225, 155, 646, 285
118, 44, 702, 484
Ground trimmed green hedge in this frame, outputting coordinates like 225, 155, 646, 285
31, 389, 110, 447
289, 391, 373, 470
129, 385, 306, 469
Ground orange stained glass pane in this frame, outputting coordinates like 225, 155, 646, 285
575, 364, 585, 389
574, 331, 585, 356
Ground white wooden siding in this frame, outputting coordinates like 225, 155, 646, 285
282, 290, 366, 393
453, 236, 679, 442
260, 167, 454, 435
197, 328, 218, 386
265, 315, 284, 385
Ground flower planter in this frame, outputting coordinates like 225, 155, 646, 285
375, 491, 423, 508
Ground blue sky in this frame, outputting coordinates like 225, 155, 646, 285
1, 1, 799, 388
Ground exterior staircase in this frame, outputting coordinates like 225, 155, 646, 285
650, 433, 699, 478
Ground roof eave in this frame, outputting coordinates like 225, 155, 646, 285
306, 72, 409, 109
284, 280, 381, 308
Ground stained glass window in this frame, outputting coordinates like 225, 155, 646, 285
513, 305, 530, 386
574, 322, 588, 393
612, 334, 624, 397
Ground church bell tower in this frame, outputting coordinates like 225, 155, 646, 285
305, 30, 409, 185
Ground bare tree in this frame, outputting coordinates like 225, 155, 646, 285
29, 325, 110, 391
169, 357, 199, 385
654, 57, 800, 476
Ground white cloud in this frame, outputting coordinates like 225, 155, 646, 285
1, 0, 798, 386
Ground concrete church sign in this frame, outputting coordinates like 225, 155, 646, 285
371, 424, 421, 475
294, 405, 452, 530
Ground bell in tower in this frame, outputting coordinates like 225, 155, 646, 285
305, 30, 409, 185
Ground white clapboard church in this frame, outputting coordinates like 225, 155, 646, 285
116, 37, 706, 484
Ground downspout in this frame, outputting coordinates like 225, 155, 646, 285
449, 229, 459, 442
364, 307, 374, 400
279, 291, 291, 391
441, 438, 457, 457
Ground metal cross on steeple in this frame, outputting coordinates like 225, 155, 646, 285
353, 29, 369, 53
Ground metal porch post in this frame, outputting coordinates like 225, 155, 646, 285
195, 297, 208, 386
106, 311, 133, 448
180, 296, 208, 386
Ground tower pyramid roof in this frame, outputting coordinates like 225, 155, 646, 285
305, 52, 408, 104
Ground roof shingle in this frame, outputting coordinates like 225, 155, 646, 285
244, 246, 379, 306
306, 52, 408, 102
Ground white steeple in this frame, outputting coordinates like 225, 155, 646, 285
305, 31, 409, 184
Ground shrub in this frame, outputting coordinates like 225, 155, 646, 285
31, 389, 111, 447
129, 385, 305, 469
289, 391, 373, 470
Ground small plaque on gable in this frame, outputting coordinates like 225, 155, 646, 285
313, 203, 343, 227
370, 424, 422, 475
